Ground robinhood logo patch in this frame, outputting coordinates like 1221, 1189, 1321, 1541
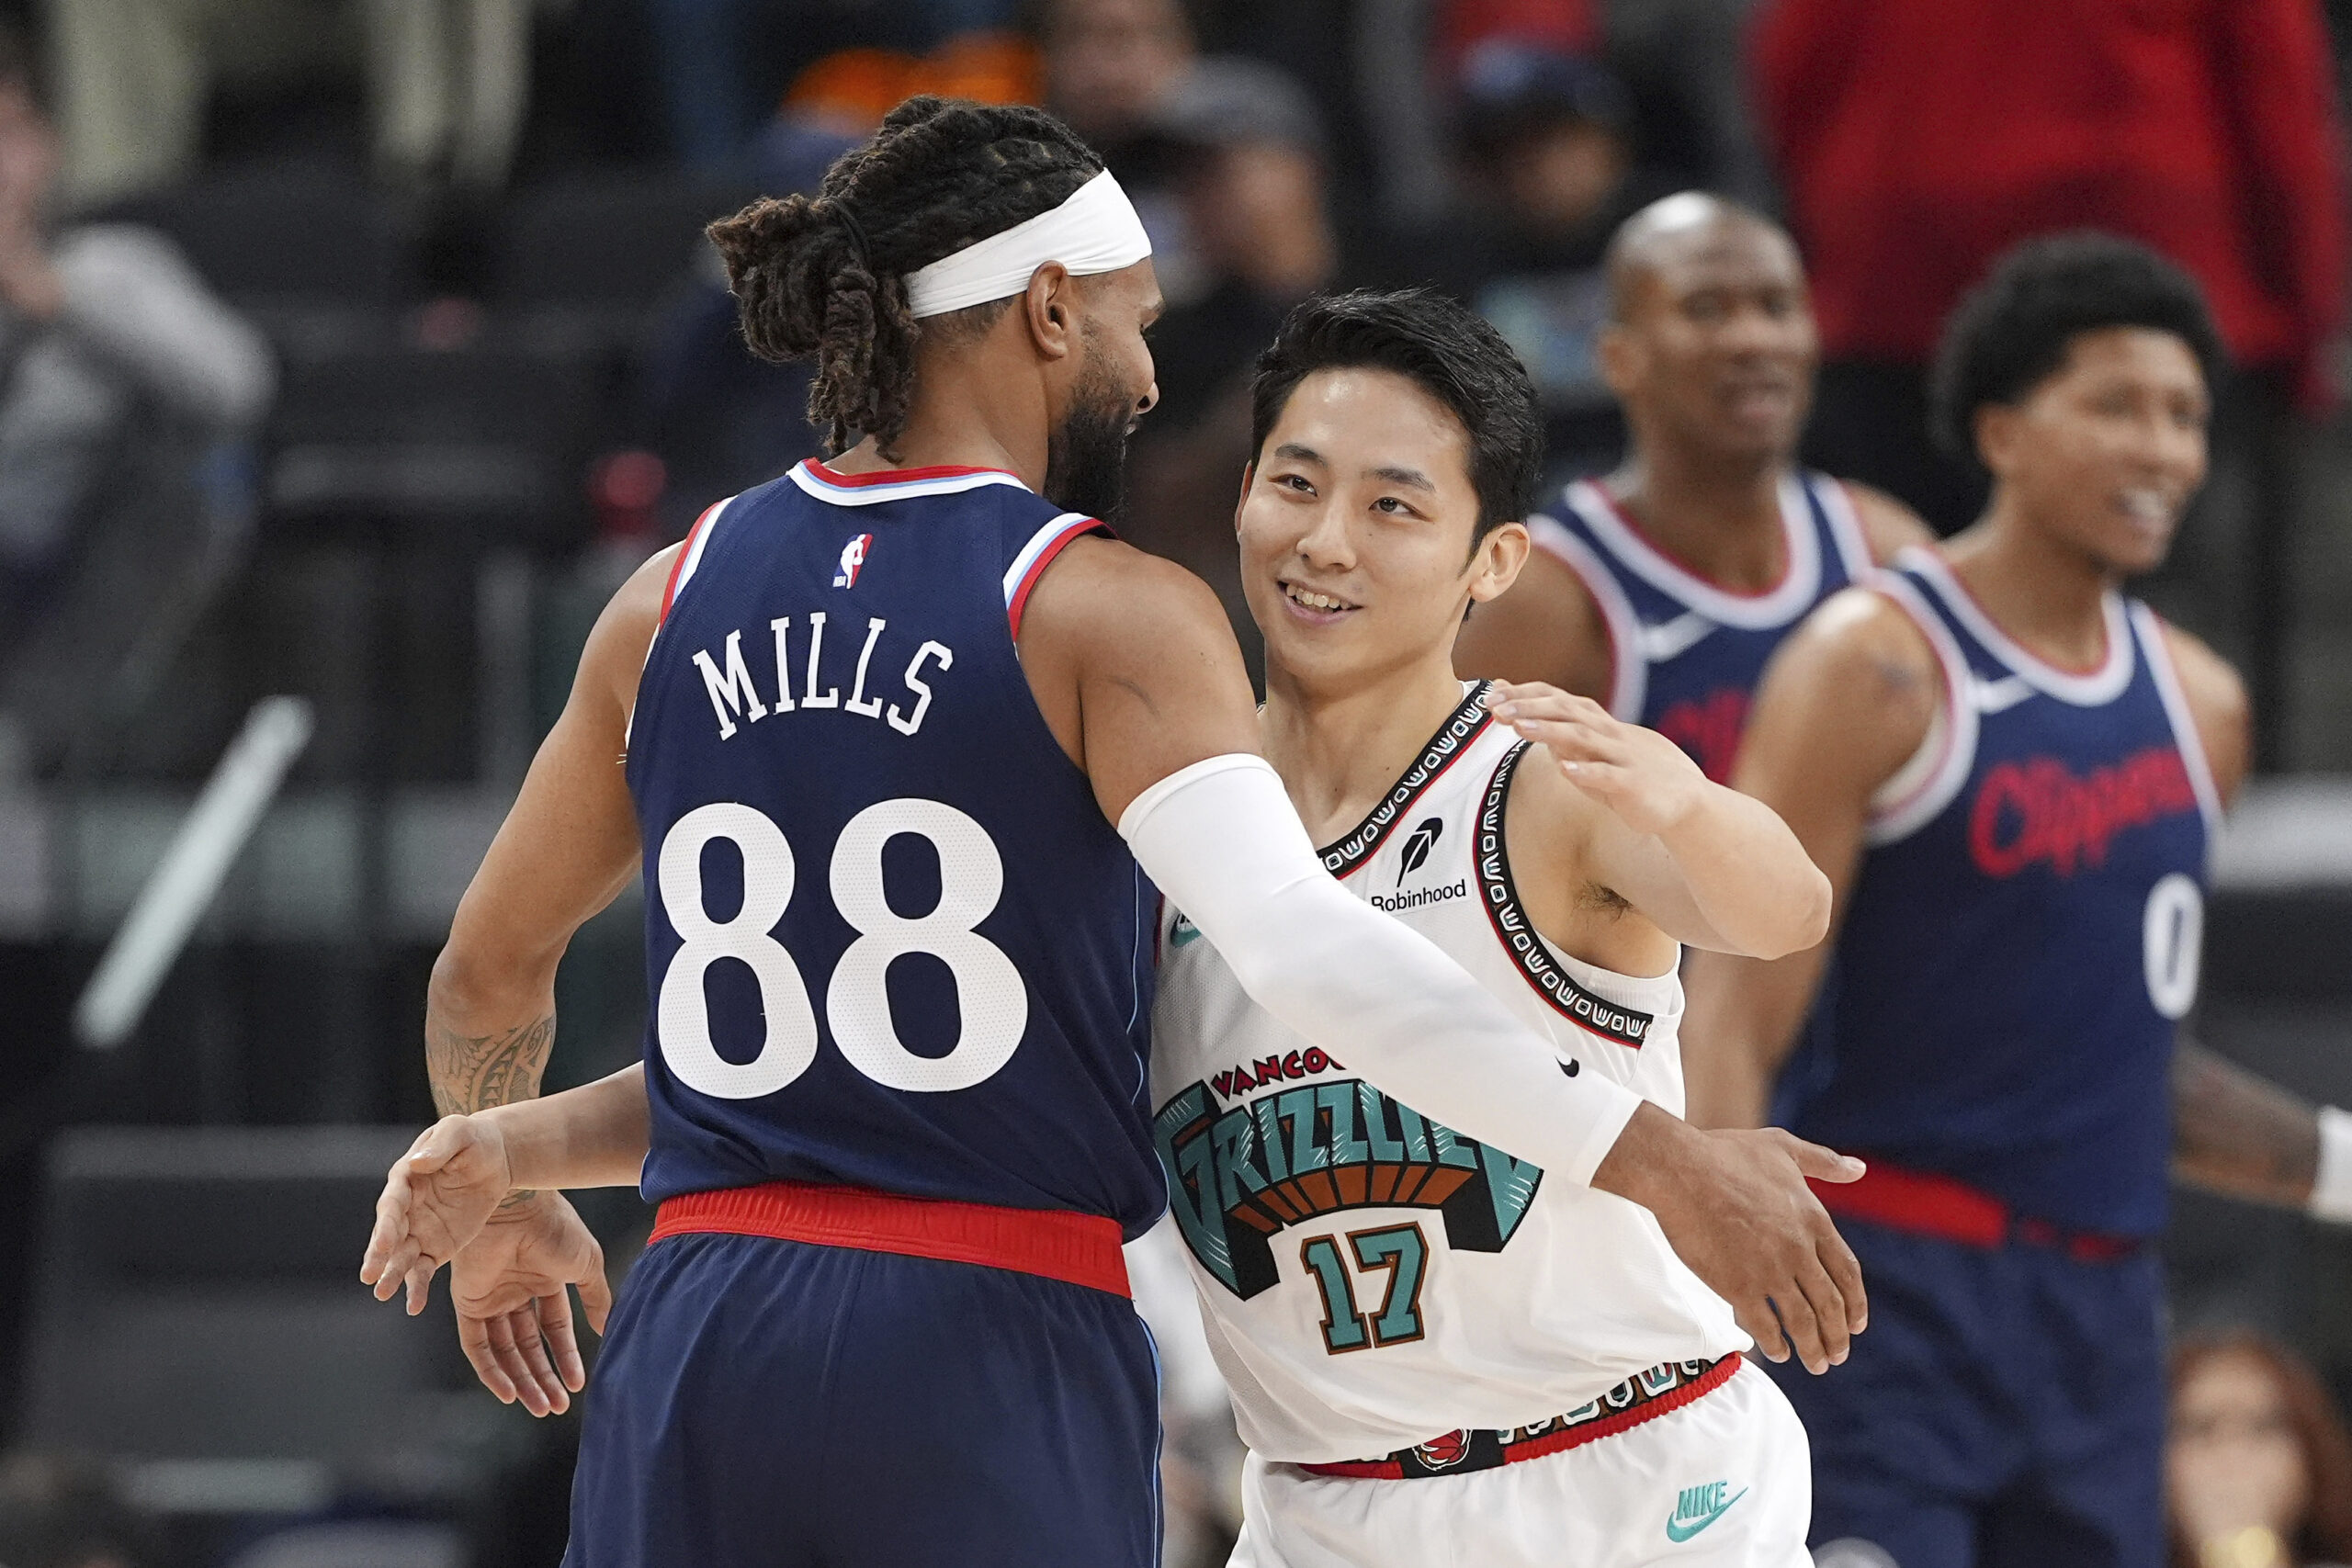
1154, 1077, 1544, 1297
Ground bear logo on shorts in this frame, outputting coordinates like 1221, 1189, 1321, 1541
1412, 1430, 1470, 1470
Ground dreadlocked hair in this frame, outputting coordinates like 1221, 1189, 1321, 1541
707, 96, 1105, 459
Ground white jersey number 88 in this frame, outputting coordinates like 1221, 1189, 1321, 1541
655, 797, 1028, 1099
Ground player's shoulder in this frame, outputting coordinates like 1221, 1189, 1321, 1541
1827, 478, 1938, 565
2151, 614, 2247, 717
1787, 578, 1939, 678
2147, 612, 2251, 800
1030, 531, 1241, 649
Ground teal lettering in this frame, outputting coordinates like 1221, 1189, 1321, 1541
1477, 1140, 1544, 1246
1395, 1104, 1431, 1161
1280, 1086, 1328, 1173
1429, 1120, 1478, 1170
1252, 1098, 1291, 1182
1359, 1082, 1406, 1162
1319, 1083, 1367, 1167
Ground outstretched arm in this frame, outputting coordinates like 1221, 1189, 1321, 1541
2153, 623, 2352, 1216
2174, 1039, 2322, 1206
1485, 682, 1831, 958
1680, 588, 1939, 1130
1024, 537, 1869, 1371
364, 545, 673, 1415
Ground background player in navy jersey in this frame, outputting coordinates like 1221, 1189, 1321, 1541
1679, 233, 2352, 1567
1454, 192, 1932, 784
359, 97, 1871, 1568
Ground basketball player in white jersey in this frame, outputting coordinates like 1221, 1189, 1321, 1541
1152, 288, 1844, 1568
1454, 193, 1931, 786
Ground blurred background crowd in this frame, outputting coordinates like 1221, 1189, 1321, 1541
6, 0, 2352, 1564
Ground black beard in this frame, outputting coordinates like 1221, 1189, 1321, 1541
1045, 357, 1134, 525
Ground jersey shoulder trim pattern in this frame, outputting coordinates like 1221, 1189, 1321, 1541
1473, 740, 1655, 1047
659, 493, 738, 626
1526, 513, 1646, 721
786, 457, 1029, 507
1319, 682, 1495, 877
1810, 473, 1879, 583
1864, 568, 1983, 847
1002, 512, 1110, 639
2132, 602, 2225, 834
1561, 475, 1824, 630
1901, 547, 2135, 706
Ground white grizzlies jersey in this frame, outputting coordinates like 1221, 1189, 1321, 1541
1150, 682, 1747, 1464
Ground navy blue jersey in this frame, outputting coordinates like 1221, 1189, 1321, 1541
1775, 550, 2220, 1237
623, 458, 1164, 1237
1532, 471, 1875, 782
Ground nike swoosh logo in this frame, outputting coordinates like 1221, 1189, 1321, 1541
1665, 1487, 1747, 1543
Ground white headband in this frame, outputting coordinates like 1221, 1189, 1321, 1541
901, 169, 1153, 319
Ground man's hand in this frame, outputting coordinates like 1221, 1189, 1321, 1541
1487, 682, 1709, 837
447, 1192, 613, 1416
1594, 1101, 1868, 1373
362, 1113, 515, 1312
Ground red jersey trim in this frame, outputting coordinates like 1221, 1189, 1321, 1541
650, 1179, 1132, 1297
1299, 1355, 1740, 1479
658, 500, 727, 626
1586, 480, 1796, 603
1006, 517, 1108, 640
803, 458, 1023, 488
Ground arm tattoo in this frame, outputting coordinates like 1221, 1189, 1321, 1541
427, 1013, 556, 1117
2172, 1035, 2319, 1208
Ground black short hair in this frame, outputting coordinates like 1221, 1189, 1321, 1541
1930, 231, 2225, 460
1249, 288, 1544, 548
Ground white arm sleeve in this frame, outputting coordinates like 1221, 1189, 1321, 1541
1122, 753, 1644, 1186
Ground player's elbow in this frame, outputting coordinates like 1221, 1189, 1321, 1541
1735, 863, 1833, 961
428, 925, 559, 1021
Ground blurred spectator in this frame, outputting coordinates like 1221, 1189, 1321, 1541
648, 0, 1027, 177
1039, 0, 1193, 153
1754, 0, 2350, 530
1139, 58, 1336, 427
44, 0, 537, 201
1380, 40, 1671, 479
0, 22, 273, 646
2168, 1332, 2352, 1568
1036, 0, 1201, 298
0, 1452, 157, 1568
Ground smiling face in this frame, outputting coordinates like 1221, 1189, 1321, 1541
1238, 367, 1528, 695
1601, 214, 1815, 467
1974, 325, 2208, 576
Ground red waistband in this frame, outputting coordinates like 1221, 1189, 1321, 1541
1298, 1355, 1740, 1481
1809, 1159, 2143, 1263
650, 1180, 1131, 1297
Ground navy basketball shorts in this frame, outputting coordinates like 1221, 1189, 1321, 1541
1769, 1217, 2165, 1568
564, 1231, 1162, 1568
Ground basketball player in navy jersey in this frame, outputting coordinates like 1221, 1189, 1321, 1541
359, 99, 1868, 1567
1680, 234, 2352, 1567
1455, 192, 1932, 784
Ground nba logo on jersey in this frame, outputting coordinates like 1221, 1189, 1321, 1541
832, 533, 874, 588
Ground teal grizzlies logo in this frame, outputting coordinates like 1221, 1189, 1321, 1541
1154, 1077, 1544, 1297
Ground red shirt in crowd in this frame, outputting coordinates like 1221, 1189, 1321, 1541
1753, 0, 2348, 403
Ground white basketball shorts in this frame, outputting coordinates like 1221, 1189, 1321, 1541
1229, 1359, 1813, 1568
